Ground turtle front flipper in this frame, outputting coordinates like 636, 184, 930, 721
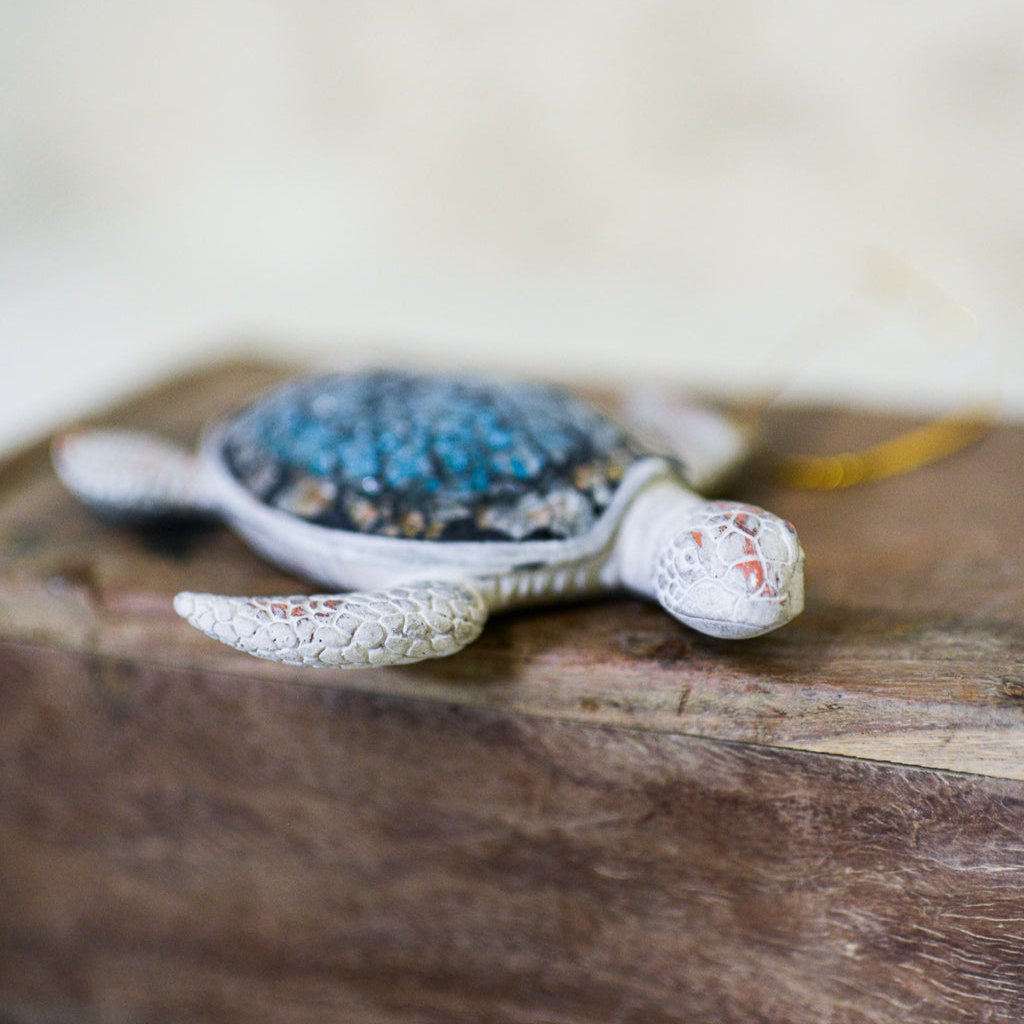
173, 581, 490, 669
53, 430, 218, 522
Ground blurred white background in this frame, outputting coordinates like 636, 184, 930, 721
2, 1, 1022, 451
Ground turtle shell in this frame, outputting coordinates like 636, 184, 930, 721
220, 372, 647, 542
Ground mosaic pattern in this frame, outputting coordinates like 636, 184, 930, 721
221, 373, 644, 541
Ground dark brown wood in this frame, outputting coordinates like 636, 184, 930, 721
2, 360, 1024, 1023
3, 642, 1024, 1024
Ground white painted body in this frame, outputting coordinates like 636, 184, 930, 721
54, 399, 805, 669
199, 422, 677, 611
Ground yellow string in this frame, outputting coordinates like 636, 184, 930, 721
762, 408, 995, 490
753, 251, 998, 490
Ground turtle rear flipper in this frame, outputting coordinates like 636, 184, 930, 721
622, 387, 751, 492
52, 430, 218, 522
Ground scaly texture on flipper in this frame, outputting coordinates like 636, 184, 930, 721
173, 581, 489, 668
53, 430, 215, 521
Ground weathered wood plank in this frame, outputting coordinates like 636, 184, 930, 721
4, 361, 1024, 1022
2, 641, 1023, 1024
1, 360, 1022, 779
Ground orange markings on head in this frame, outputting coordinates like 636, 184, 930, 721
736, 537, 769, 590
690, 530, 704, 548
734, 512, 761, 537
736, 556, 766, 591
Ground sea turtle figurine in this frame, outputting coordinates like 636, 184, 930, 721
53, 372, 805, 668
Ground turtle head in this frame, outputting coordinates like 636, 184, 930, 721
654, 501, 804, 639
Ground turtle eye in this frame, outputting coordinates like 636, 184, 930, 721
672, 532, 706, 580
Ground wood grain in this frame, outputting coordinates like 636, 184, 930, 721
0, 361, 1022, 779
3, 642, 1024, 1024
4, 360, 1024, 1023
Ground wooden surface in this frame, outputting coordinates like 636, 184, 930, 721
0, 360, 1022, 778
3, 360, 1024, 1023
3, 644, 1024, 1024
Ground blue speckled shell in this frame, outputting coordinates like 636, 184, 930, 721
220, 372, 646, 542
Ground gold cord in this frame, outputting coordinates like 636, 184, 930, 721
752, 251, 998, 490
761, 408, 995, 490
